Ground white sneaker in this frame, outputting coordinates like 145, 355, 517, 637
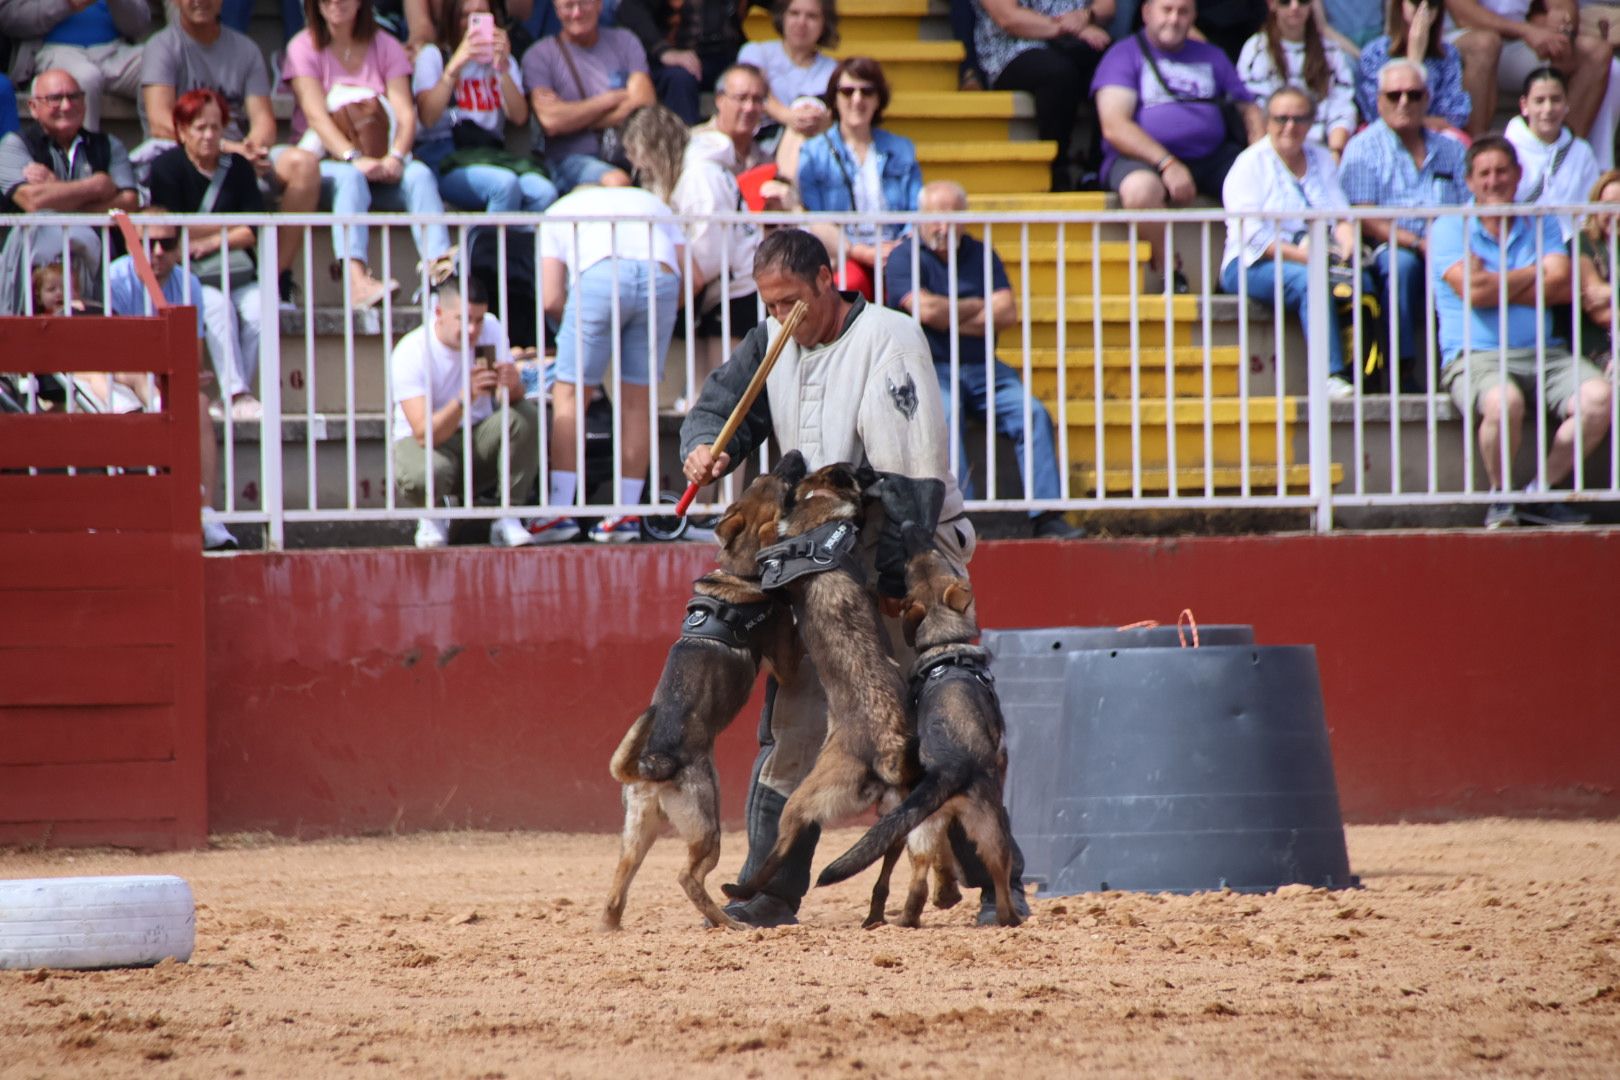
229, 394, 263, 421
414, 518, 450, 548
525, 516, 581, 544
489, 516, 536, 547
1326, 375, 1355, 401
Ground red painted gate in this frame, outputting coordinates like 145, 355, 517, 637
0, 310, 208, 849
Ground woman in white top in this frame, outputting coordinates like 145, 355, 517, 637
535, 104, 687, 544
1504, 66, 1600, 244
1219, 87, 1364, 398
737, 0, 839, 181
413, 0, 558, 214
1236, 0, 1357, 158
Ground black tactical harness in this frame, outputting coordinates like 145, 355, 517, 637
909, 647, 996, 709
679, 591, 777, 652
756, 518, 865, 591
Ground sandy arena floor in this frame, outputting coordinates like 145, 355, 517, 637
1, 820, 1617, 1079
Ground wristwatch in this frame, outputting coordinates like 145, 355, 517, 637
341, 148, 361, 163
388, 148, 409, 164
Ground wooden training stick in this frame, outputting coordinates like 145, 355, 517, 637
673, 299, 808, 516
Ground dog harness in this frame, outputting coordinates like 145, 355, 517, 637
756, 518, 865, 590
909, 647, 996, 709
679, 591, 777, 653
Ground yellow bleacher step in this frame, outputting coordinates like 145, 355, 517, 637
744, 0, 932, 42
961, 192, 1111, 242
1062, 396, 1301, 468
825, 41, 964, 92
1027, 346, 1243, 399
917, 140, 1056, 194
882, 90, 1035, 142
1000, 241, 1149, 295
1076, 463, 1343, 495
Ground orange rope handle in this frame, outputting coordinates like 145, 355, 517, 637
109, 210, 168, 312
1116, 619, 1159, 631
1177, 608, 1200, 649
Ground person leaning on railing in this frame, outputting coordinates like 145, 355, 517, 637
1219, 86, 1367, 402
796, 55, 922, 302
148, 89, 266, 424
1429, 136, 1614, 529
412, 0, 559, 215
284, 0, 452, 309
1339, 58, 1466, 392
391, 273, 541, 549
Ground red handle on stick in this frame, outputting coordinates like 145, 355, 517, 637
671, 300, 808, 517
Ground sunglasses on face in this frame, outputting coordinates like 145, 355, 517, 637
148, 236, 179, 253
1275, 0, 1309, 8
1383, 89, 1428, 103
1268, 114, 1312, 127
836, 85, 877, 99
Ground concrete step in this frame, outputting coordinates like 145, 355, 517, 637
744, 0, 943, 43
916, 140, 1057, 194
1076, 462, 1343, 495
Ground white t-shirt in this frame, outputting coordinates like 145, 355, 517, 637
736, 40, 837, 106
538, 186, 685, 278
390, 313, 511, 440
845, 148, 885, 247
1505, 116, 1599, 242
412, 44, 523, 144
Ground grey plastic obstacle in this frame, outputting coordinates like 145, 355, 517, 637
985, 628, 1355, 895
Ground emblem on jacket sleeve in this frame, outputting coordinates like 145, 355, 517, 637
887, 373, 918, 420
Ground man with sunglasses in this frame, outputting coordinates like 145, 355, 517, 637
0, 67, 138, 312
1340, 58, 1466, 390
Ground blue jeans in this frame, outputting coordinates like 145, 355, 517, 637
1220, 256, 1350, 378
0, 76, 18, 138
1368, 243, 1425, 365
550, 152, 618, 194
415, 138, 558, 213
551, 260, 679, 387
319, 158, 450, 266
937, 358, 1062, 507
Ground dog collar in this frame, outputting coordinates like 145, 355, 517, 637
756, 518, 864, 591
680, 592, 777, 652
909, 646, 995, 706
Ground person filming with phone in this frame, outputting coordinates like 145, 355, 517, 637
390, 274, 542, 549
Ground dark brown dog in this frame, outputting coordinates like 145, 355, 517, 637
599, 452, 807, 932
722, 461, 919, 904
818, 523, 1022, 928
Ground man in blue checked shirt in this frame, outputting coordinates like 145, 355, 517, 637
1428, 136, 1613, 529
1340, 58, 1466, 391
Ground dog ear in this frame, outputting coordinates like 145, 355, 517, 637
854, 462, 882, 493
773, 450, 807, 487
944, 582, 973, 614
714, 511, 747, 548
902, 600, 926, 645
755, 518, 780, 545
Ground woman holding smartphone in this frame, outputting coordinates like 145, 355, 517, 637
414, 0, 558, 215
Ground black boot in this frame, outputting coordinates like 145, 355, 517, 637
724, 680, 821, 928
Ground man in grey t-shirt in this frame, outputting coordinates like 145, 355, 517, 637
521, 0, 652, 193
138, 0, 319, 288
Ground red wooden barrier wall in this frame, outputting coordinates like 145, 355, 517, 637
200, 530, 1619, 838
0, 311, 209, 850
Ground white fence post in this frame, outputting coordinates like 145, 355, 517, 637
1306, 215, 1334, 533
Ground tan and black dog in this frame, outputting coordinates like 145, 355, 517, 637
818, 523, 1023, 928
722, 461, 920, 905
599, 452, 807, 932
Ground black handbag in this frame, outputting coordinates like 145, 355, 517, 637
451, 119, 506, 152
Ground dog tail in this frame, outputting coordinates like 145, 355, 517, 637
815, 758, 972, 887
610, 708, 656, 784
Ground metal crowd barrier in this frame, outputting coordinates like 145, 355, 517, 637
3, 203, 1616, 547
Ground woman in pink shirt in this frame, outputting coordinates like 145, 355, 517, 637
284, 0, 452, 307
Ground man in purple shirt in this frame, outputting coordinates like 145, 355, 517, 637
1093, 0, 1261, 291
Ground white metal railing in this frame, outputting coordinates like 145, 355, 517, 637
3, 203, 1617, 546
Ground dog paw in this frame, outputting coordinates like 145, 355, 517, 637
719, 881, 751, 900
861, 915, 888, 930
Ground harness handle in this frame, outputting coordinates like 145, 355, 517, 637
674, 300, 809, 516
1177, 608, 1200, 649
1115, 619, 1158, 630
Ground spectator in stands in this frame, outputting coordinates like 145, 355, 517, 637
0, 0, 148, 134
616, 0, 746, 124
1319, 0, 1382, 51
407, 0, 580, 49
0, 69, 139, 314
1355, 0, 1470, 133
414, 0, 559, 215
535, 116, 685, 544
30, 261, 67, 313
972, 0, 1113, 192
1576, 168, 1620, 363
148, 89, 266, 423
391, 274, 540, 548
1446, 0, 1620, 168
690, 60, 772, 174
1237, 0, 1357, 158
1430, 136, 1612, 527
522, 0, 651, 192
284, 0, 452, 308
0, 75, 18, 137
1094, 0, 1262, 292
640, 98, 762, 392
140, 0, 322, 307
737, 0, 837, 181
1220, 86, 1363, 400
797, 56, 923, 301
1503, 66, 1599, 241
886, 180, 1085, 539
1340, 59, 1467, 389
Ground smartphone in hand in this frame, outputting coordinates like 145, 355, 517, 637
467, 13, 495, 64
